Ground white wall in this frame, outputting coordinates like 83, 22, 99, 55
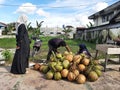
0, 29, 2, 35
111, 28, 120, 36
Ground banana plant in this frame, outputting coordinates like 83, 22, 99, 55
62, 25, 73, 39
34, 20, 44, 38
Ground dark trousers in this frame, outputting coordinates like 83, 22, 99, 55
47, 44, 57, 61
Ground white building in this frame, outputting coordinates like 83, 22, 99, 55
0, 22, 6, 36
41, 26, 76, 38
75, 1, 120, 43
88, 1, 120, 36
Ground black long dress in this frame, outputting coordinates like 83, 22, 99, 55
10, 23, 30, 74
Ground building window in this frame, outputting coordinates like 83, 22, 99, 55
102, 16, 105, 22
57, 32, 61, 34
109, 12, 114, 20
102, 12, 114, 23
102, 15, 109, 22
50, 32, 54, 34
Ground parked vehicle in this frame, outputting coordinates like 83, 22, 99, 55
31, 36, 42, 57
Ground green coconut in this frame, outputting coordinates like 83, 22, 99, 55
88, 71, 99, 82
46, 70, 54, 80
94, 65, 103, 71
55, 65, 63, 72
56, 53, 63, 59
57, 61, 62, 66
48, 62, 57, 67
48, 62, 57, 71
62, 60, 70, 69
54, 72, 62, 80
42, 65, 49, 74
50, 55, 56, 62
60, 57, 64, 62
84, 66, 92, 76
94, 69, 102, 77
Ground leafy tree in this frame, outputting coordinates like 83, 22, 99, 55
2, 23, 15, 35
2, 27, 8, 35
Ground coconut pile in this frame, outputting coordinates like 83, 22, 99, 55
33, 51, 103, 84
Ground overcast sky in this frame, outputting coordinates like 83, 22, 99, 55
0, 0, 119, 27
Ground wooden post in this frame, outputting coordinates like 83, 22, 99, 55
119, 55, 120, 71
84, 30, 86, 41
94, 50, 98, 59
104, 53, 109, 72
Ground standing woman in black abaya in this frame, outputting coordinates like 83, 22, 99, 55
10, 15, 30, 74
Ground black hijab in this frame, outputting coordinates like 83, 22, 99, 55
78, 44, 91, 56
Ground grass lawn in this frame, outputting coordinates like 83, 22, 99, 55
0, 38, 16, 49
0, 36, 99, 62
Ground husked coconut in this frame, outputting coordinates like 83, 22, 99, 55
72, 69, 79, 78
73, 55, 82, 64
33, 63, 40, 70
78, 64, 86, 72
61, 69, 69, 78
76, 74, 86, 84
67, 72, 76, 81
81, 58, 90, 66
65, 54, 73, 62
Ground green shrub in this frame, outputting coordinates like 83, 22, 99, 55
1, 49, 13, 62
